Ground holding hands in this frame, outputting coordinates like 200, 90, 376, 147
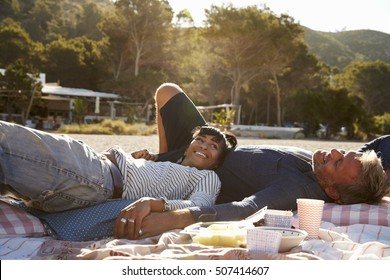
114, 197, 165, 240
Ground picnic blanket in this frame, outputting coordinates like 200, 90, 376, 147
1, 220, 389, 260
1, 198, 390, 260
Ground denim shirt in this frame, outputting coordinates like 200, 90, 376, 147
358, 135, 390, 170
189, 145, 331, 222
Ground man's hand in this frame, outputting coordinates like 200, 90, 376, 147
139, 209, 195, 238
131, 149, 158, 161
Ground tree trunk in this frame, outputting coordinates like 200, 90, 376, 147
134, 49, 140, 77
266, 93, 271, 125
113, 54, 123, 81
24, 86, 37, 125
232, 81, 241, 124
272, 70, 282, 126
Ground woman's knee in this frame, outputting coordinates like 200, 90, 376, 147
155, 83, 183, 108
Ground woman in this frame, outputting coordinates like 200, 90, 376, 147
0, 119, 237, 239
132, 83, 217, 164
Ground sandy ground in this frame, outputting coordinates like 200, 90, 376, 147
66, 134, 365, 153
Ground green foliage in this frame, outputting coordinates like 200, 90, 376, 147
58, 119, 156, 135
43, 36, 108, 89
303, 27, 390, 69
174, 9, 194, 27
284, 89, 324, 136
336, 61, 390, 115
320, 87, 364, 138
0, 60, 42, 124
0, 19, 40, 67
203, 5, 318, 126
102, 70, 167, 103
14, 0, 110, 43
372, 113, 390, 135
1, 1, 389, 136
75, 2, 105, 40
212, 109, 235, 130
204, 5, 276, 106
100, 0, 173, 80
72, 98, 88, 124
0, 0, 21, 22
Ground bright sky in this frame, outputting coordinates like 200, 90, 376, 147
168, 0, 390, 34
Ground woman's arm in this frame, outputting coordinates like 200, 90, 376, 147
163, 171, 221, 210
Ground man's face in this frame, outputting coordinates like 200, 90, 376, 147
181, 134, 224, 170
312, 149, 363, 191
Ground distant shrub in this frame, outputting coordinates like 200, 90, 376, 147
373, 113, 390, 135
57, 119, 156, 135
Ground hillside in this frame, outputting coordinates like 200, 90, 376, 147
302, 27, 390, 69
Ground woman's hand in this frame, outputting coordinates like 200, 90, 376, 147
114, 197, 164, 240
131, 149, 158, 161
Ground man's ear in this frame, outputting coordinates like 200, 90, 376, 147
324, 186, 340, 201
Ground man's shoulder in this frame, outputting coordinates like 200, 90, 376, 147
229, 144, 279, 152
218, 145, 284, 171
226, 145, 293, 157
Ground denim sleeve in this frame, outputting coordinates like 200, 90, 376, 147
358, 135, 390, 169
188, 198, 259, 222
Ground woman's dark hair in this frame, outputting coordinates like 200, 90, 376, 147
191, 125, 237, 167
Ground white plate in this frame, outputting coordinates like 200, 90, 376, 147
259, 227, 308, 252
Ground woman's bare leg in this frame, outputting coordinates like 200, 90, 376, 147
154, 83, 184, 153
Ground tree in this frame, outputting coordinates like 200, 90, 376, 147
99, 0, 173, 79
0, 18, 41, 67
285, 88, 325, 136
22, 0, 64, 42
0, 60, 42, 124
43, 36, 107, 90
319, 87, 364, 138
336, 61, 390, 115
203, 5, 315, 126
76, 2, 105, 40
72, 98, 88, 124
174, 9, 194, 27
204, 5, 272, 112
277, 43, 323, 126
261, 14, 316, 126
0, 0, 20, 22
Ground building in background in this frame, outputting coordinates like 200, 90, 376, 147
41, 83, 122, 128
0, 69, 149, 129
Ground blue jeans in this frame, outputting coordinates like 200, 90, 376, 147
0, 121, 114, 212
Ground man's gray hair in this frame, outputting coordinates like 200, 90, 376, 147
335, 150, 390, 204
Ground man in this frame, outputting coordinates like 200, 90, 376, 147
125, 83, 390, 240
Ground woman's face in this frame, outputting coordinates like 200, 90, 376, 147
181, 134, 225, 170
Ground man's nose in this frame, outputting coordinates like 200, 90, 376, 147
330, 149, 344, 159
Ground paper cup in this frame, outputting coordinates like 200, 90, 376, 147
246, 228, 282, 253
264, 209, 293, 228
296, 198, 324, 240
